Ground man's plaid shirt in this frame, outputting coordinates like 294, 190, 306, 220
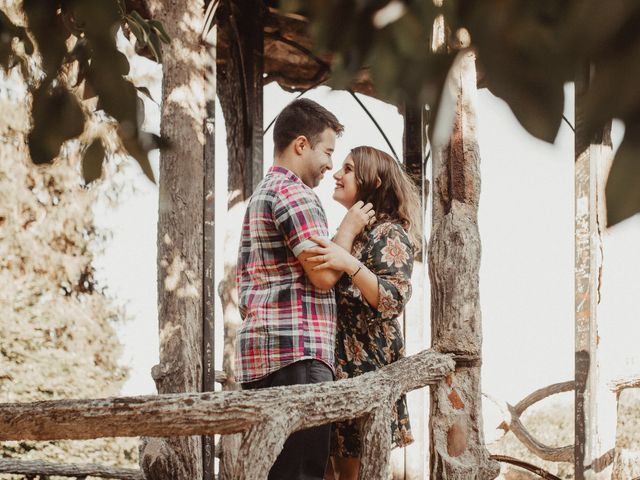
235, 166, 337, 384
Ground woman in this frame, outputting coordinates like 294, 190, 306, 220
304, 146, 422, 480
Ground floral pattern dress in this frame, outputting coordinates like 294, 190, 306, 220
331, 221, 415, 458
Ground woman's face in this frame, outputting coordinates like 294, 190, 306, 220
333, 154, 359, 208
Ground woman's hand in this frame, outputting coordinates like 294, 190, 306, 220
304, 236, 361, 274
336, 201, 376, 241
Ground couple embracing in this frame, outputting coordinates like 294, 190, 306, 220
235, 99, 421, 480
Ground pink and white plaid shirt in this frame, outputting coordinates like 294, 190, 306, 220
235, 166, 337, 383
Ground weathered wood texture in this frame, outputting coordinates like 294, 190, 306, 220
216, 3, 265, 475
499, 381, 575, 463
611, 375, 640, 394
489, 455, 562, 480
217, 0, 264, 202
574, 62, 613, 480
428, 50, 499, 480
0, 459, 143, 480
217, 8, 375, 97
0, 350, 453, 479
142, 1, 206, 479
202, 25, 217, 480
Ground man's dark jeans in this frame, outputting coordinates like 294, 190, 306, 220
241, 359, 333, 480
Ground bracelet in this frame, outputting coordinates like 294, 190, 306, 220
349, 262, 363, 279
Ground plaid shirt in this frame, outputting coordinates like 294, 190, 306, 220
235, 166, 337, 383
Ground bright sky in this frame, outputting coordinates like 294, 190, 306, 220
94, 79, 640, 449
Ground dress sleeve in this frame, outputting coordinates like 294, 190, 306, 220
364, 223, 414, 321
272, 185, 330, 257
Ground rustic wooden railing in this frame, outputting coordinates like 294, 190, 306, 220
487, 380, 618, 477
0, 349, 455, 480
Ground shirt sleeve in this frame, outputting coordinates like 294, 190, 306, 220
272, 185, 330, 257
364, 223, 414, 321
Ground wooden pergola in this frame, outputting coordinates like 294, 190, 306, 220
0, 1, 621, 479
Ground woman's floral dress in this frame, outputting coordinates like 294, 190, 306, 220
331, 221, 415, 458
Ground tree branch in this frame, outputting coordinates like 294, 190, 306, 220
490, 455, 562, 480
0, 349, 454, 441
0, 459, 143, 480
610, 375, 640, 394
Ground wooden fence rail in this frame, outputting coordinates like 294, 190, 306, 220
0, 349, 455, 480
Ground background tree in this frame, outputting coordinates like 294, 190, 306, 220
0, 48, 137, 473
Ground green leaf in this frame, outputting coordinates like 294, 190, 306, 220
583, 26, 640, 137
147, 30, 162, 62
485, 70, 564, 143
135, 85, 156, 103
29, 86, 86, 165
129, 10, 151, 35
149, 19, 170, 44
126, 14, 148, 46
89, 60, 137, 126
605, 127, 640, 226
23, 0, 68, 78
120, 130, 159, 184
82, 138, 105, 184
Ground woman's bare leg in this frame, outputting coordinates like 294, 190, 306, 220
331, 455, 360, 480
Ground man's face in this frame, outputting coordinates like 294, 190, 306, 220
300, 128, 336, 188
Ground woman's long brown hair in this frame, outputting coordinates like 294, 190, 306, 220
350, 146, 423, 248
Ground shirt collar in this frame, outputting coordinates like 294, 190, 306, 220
268, 165, 303, 184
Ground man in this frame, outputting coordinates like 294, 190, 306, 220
235, 99, 371, 479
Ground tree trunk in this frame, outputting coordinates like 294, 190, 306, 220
428, 50, 500, 480
140, 1, 206, 479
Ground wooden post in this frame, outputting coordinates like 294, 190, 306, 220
574, 63, 612, 480
216, 0, 265, 388
427, 50, 500, 480
216, 1, 264, 477
401, 104, 429, 480
202, 24, 217, 480
218, 0, 264, 204
141, 0, 206, 479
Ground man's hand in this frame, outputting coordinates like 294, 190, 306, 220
336, 201, 376, 241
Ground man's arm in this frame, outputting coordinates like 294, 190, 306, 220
296, 201, 375, 290
297, 249, 343, 290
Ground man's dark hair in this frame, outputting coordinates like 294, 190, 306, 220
273, 99, 344, 154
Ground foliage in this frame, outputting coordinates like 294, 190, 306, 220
0, 0, 169, 185
0, 45, 138, 477
280, 0, 640, 226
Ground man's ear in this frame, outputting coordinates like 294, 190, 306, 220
375, 176, 382, 188
293, 135, 307, 156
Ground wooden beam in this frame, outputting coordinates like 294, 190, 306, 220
202, 26, 217, 480
0, 350, 453, 441
401, 104, 428, 479
574, 63, 613, 480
